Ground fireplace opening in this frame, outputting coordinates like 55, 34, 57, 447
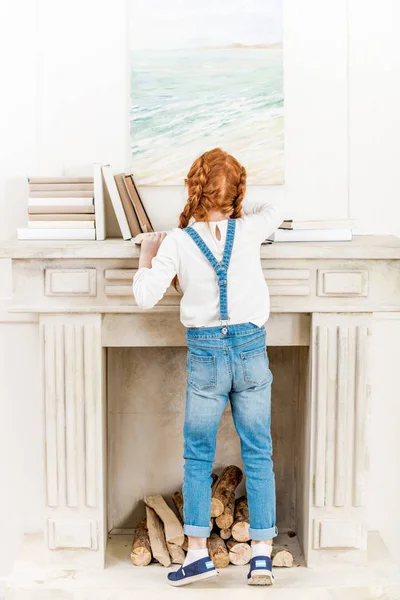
107, 346, 309, 546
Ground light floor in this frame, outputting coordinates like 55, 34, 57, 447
5, 532, 400, 600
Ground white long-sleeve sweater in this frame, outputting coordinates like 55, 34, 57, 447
133, 201, 282, 328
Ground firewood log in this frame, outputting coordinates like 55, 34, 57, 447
231, 496, 250, 542
215, 490, 235, 529
272, 545, 294, 567
131, 519, 152, 566
219, 527, 232, 540
172, 490, 184, 524
144, 495, 185, 546
145, 506, 171, 567
211, 466, 243, 518
167, 542, 185, 564
226, 539, 251, 566
207, 533, 230, 568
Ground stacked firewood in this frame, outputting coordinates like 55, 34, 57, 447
131, 465, 293, 568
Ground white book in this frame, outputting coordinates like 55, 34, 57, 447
28, 221, 95, 229
17, 228, 96, 240
280, 218, 356, 230
268, 228, 353, 243
94, 163, 106, 240
28, 197, 94, 206
101, 165, 131, 240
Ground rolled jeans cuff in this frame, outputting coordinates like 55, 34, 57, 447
184, 524, 211, 538
249, 525, 278, 541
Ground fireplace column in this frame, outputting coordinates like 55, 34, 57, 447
306, 313, 371, 565
40, 313, 107, 568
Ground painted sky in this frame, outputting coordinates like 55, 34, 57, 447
128, 0, 282, 50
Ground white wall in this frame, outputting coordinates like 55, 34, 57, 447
1, 0, 400, 586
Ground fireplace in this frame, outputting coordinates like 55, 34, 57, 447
107, 346, 308, 537
2, 235, 400, 597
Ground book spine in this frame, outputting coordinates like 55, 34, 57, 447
101, 165, 131, 240
28, 177, 94, 184
114, 174, 142, 237
29, 190, 95, 198
93, 163, 106, 240
28, 206, 95, 214
17, 228, 96, 240
28, 221, 95, 229
28, 198, 94, 206
28, 213, 95, 221
270, 229, 353, 242
29, 183, 94, 191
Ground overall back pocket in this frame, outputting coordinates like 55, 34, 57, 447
240, 347, 271, 387
189, 353, 217, 391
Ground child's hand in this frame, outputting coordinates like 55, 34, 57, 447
138, 232, 167, 268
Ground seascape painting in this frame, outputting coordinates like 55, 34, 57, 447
128, 0, 284, 185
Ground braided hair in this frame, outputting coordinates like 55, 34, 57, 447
173, 148, 247, 288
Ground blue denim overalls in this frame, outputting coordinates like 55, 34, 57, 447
181, 219, 278, 541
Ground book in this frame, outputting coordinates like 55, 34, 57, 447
28, 213, 95, 221
124, 175, 153, 233
28, 177, 94, 184
132, 232, 170, 245
29, 183, 94, 191
28, 197, 93, 207
279, 218, 356, 231
268, 229, 353, 243
101, 165, 131, 240
94, 163, 106, 240
28, 206, 95, 214
28, 221, 95, 229
114, 174, 142, 237
29, 190, 95, 198
17, 228, 96, 240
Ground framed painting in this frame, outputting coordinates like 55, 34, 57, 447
128, 0, 284, 185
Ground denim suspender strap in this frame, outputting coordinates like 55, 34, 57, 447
184, 219, 236, 324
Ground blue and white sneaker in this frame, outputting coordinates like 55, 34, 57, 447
247, 555, 274, 586
167, 556, 218, 587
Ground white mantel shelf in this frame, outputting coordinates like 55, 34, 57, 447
3, 233, 400, 599
1, 234, 400, 260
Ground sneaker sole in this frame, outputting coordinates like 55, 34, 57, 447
247, 569, 274, 586
167, 568, 219, 587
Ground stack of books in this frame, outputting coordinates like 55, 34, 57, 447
267, 219, 356, 243
18, 176, 96, 240
17, 165, 154, 241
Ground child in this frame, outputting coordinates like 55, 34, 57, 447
133, 148, 282, 587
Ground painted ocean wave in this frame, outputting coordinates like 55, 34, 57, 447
130, 49, 284, 185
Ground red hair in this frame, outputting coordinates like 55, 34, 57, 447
178, 148, 246, 228
173, 148, 246, 289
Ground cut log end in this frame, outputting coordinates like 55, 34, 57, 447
272, 546, 294, 568
131, 519, 152, 567
211, 497, 224, 518
207, 533, 230, 569
131, 546, 152, 567
227, 541, 251, 566
219, 527, 232, 540
211, 466, 243, 518
231, 521, 250, 542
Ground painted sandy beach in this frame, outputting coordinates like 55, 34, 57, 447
129, 0, 283, 185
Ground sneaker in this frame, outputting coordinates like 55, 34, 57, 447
247, 555, 274, 586
167, 556, 218, 587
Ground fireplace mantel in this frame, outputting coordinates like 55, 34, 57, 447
2, 234, 400, 598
